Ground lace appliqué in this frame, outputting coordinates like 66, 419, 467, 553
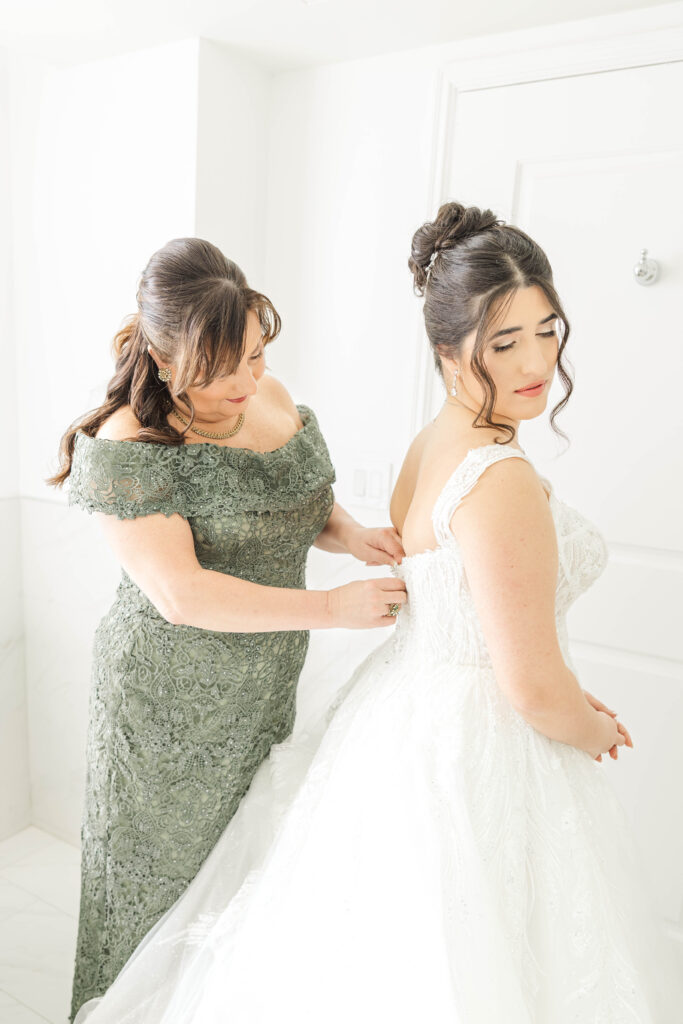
67, 404, 336, 1020
68, 405, 334, 520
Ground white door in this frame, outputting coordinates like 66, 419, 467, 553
424, 30, 683, 938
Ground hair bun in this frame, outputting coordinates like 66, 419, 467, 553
408, 201, 503, 293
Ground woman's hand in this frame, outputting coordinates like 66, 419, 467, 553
344, 525, 406, 567
583, 689, 634, 761
314, 502, 405, 565
326, 577, 408, 629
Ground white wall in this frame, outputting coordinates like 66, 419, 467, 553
10, 38, 277, 842
0, 48, 30, 841
22, 39, 199, 501
259, 50, 442, 739
195, 39, 271, 285
10, 35, 441, 844
263, 53, 438, 499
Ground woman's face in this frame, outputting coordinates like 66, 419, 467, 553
159, 309, 267, 423
441, 284, 561, 425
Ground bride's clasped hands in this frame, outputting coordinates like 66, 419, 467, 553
582, 688, 633, 761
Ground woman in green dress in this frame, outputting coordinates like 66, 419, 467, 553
47, 238, 407, 1023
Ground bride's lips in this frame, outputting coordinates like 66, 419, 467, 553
515, 379, 547, 396
227, 396, 248, 404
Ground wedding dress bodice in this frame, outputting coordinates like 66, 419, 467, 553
73, 440, 682, 1024
390, 444, 609, 672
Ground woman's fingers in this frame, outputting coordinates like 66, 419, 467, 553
366, 549, 400, 567
367, 529, 406, 565
370, 553, 400, 566
386, 532, 406, 561
379, 579, 407, 605
616, 720, 633, 748
583, 689, 618, 716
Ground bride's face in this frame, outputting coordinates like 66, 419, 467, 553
442, 284, 561, 424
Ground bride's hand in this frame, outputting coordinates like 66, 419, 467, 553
345, 525, 406, 567
583, 689, 634, 761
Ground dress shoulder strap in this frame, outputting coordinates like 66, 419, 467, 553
431, 444, 531, 547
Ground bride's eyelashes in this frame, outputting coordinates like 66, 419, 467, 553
492, 330, 557, 354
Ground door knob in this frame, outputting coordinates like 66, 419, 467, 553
633, 248, 658, 286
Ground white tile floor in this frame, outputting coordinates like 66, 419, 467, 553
0, 828, 80, 1024
1, 824, 681, 1024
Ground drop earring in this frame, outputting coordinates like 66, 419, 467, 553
450, 368, 458, 397
158, 366, 172, 383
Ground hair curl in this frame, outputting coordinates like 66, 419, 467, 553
408, 201, 573, 445
47, 238, 281, 486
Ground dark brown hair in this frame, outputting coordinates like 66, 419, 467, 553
47, 238, 281, 487
409, 201, 573, 445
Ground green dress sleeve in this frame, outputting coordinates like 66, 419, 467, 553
68, 433, 184, 520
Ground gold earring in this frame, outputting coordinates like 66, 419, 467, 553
158, 366, 172, 383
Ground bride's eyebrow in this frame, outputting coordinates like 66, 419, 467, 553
489, 311, 558, 340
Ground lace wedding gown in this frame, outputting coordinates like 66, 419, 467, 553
74, 444, 682, 1024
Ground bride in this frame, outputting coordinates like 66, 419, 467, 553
73, 202, 682, 1023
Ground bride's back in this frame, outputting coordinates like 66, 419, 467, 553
390, 404, 530, 559
389, 404, 591, 721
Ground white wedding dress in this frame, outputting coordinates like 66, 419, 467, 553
74, 444, 682, 1024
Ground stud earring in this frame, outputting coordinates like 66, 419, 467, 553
158, 366, 172, 383
450, 369, 458, 397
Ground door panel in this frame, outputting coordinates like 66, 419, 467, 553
433, 57, 683, 929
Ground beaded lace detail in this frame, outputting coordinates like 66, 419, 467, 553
68, 404, 334, 520
389, 444, 608, 674
67, 404, 336, 1020
69, 442, 680, 1024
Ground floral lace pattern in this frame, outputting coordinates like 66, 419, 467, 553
68, 442, 681, 1024
67, 405, 336, 1021
392, 443, 610, 671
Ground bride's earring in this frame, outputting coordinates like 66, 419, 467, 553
450, 369, 458, 397
158, 366, 172, 383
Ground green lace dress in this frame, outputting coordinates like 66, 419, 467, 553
66, 404, 335, 1021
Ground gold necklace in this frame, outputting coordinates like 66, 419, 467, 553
171, 406, 245, 440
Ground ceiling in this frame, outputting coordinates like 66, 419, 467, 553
0, 0, 673, 72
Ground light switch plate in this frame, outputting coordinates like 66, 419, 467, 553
348, 458, 393, 509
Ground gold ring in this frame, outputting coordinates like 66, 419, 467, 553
387, 603, 400, 617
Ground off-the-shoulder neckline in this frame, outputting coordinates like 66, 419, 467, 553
76, 403, 315, 458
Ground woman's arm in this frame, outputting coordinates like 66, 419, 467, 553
449, 456, 622, 759
313, 500, 405, 565
258, 379, 404, 566
95, 510, 406, 632
313, 501, 362, 554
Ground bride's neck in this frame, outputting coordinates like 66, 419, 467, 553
442, 397, 520, 438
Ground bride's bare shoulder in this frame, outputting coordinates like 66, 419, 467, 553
95, 406, 143, 441
400, 419, 509, 486
391, 414, 535, 533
